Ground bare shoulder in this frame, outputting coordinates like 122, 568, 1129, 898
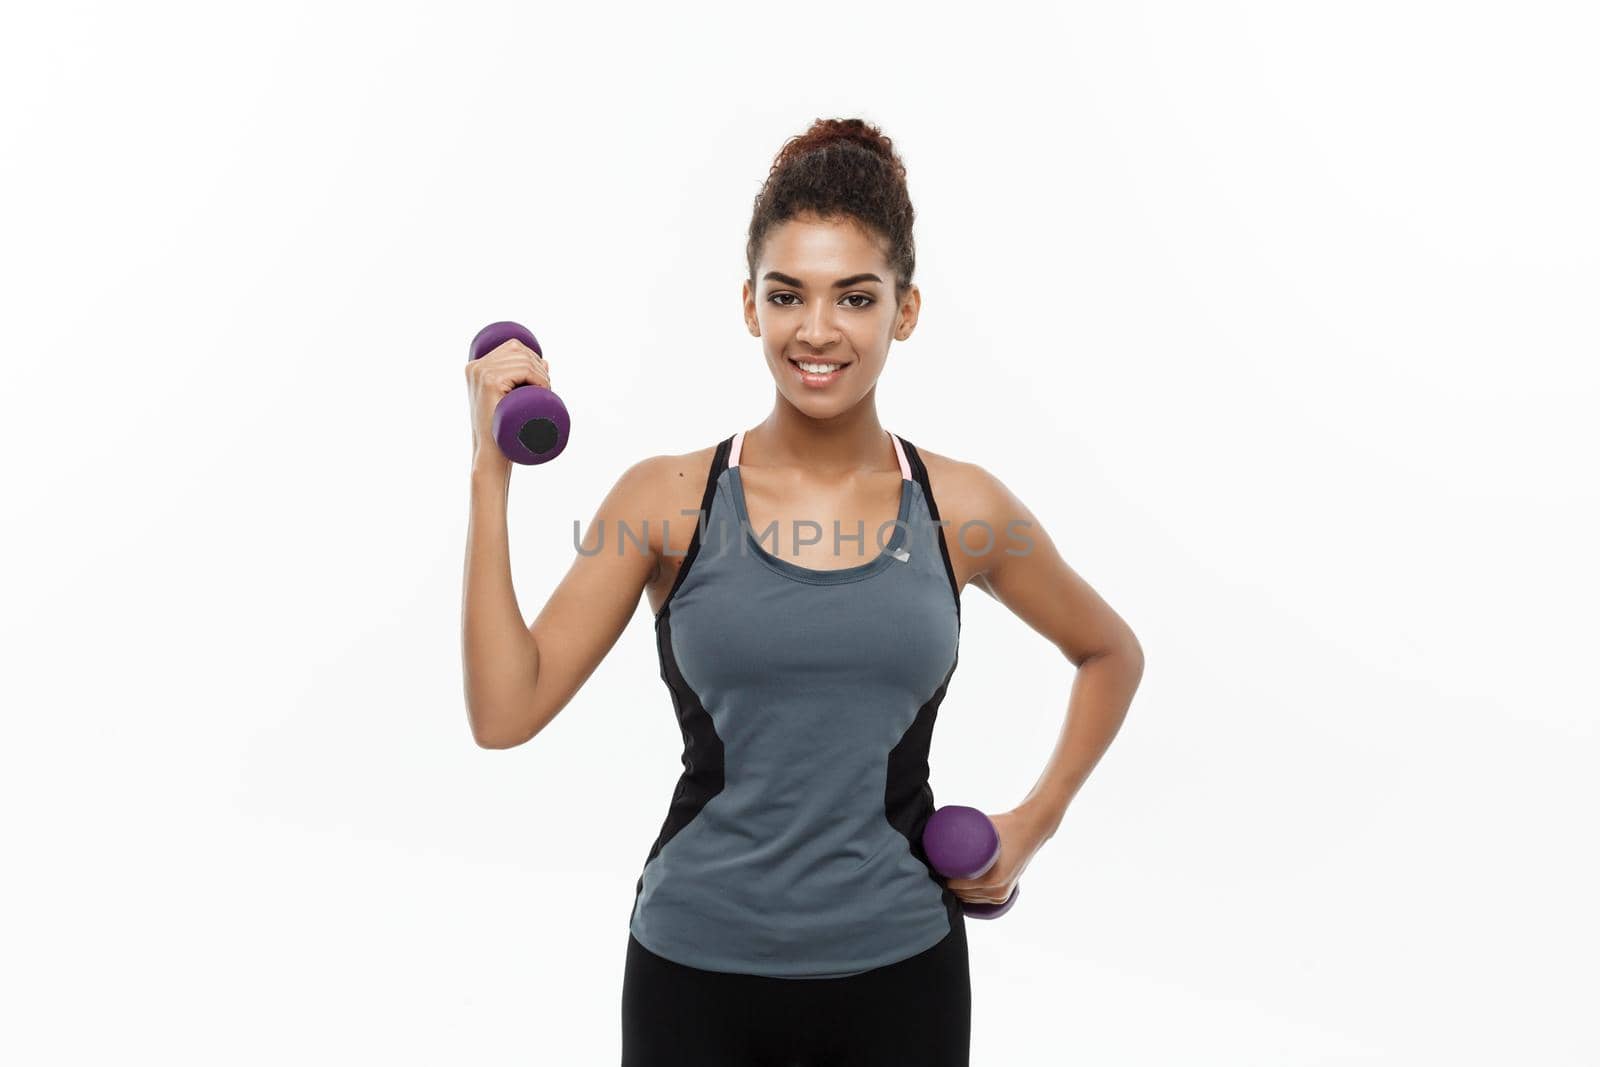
910, 444, 1022, 528
912, 445, 988, 510
623, 443, 722, 605
908, 444, 1036, 592
607, 445, 718, 510
647, 443, 721, 517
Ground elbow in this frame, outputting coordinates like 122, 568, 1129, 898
1125, 628, 1144, 662
474, 730, 526, 750
1074, 631, 1144, 678
467, 704, 534, 750
469, 695, 562, 750
1120, 631, 1145, 682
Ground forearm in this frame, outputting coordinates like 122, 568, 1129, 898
460, 461, 541, 747
1015, 640, 1144, 840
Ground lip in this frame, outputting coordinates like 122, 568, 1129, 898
788, 357, 851, 387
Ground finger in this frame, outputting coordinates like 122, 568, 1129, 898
495, 338, 537, 359
498, 355, 548, 381
957, 891, 1008, 906
480, 341, 542, 368
943, 877, 987, 891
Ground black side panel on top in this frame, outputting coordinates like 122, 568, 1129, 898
894, 436, 964, 927
631, 607, 727, 922
654, 435, 733, 624
898, 438, 961, 619
632, 437, 733, 924
884, 653, 964, 933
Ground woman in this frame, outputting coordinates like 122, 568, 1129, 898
462, 117, 1145, 1066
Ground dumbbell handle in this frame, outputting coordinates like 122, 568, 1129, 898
468, 320, 572, 465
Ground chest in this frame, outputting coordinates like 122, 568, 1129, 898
662, 550, 960, 704
734, 467, 908, 571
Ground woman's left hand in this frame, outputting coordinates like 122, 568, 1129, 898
941, 808, 1050, 908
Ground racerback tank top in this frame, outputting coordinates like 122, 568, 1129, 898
628, 428, 965, 978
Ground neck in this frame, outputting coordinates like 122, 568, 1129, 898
746, 396, 891, 477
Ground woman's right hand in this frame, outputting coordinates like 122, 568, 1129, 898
465, 337, 551, 472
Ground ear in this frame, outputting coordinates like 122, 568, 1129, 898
893, 284, 921, 341
741, 278, 761, 336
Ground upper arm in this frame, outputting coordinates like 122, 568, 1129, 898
519, 456, 664, 737
966, 464, 1142, 668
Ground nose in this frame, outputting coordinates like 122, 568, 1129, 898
795, 299, 842, 349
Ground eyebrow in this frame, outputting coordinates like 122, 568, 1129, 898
762, 270, 883, 289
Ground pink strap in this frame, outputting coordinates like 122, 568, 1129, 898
888, 431, 913, 480
730, 429, 910, 479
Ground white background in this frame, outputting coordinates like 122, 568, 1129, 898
3, 1, 1596, 1063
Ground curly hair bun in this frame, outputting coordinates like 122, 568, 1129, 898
747, 116, 916, 296
770, 118, 907, 185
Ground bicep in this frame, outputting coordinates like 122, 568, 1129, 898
524, 458, 661, 725
970, 467, 1138, 665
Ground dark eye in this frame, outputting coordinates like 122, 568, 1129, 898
768, 292, 800, 306
842, 294, 874, 309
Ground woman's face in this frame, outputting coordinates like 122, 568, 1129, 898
742, 213, 920, 418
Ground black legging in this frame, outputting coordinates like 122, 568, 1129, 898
620, 917, 971, 1066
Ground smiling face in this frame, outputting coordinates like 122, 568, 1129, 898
742, 212, 920, 418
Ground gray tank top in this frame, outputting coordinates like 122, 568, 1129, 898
628, 429, 965, 978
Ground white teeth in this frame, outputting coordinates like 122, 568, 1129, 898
796, 361, 843, 374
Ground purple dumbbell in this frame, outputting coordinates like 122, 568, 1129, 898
468, 321, 571, 465
922, 805, 1021, 919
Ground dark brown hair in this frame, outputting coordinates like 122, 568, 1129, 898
746, 117, 916, 300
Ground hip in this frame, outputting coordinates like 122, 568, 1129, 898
621, 917, 971, 1066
